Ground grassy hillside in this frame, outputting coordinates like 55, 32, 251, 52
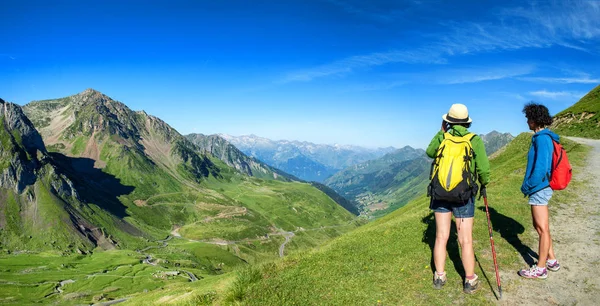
324, 147, 429, 215
209, 133, 589, 305
325, 132, 513, 217
185, 133, 295, 182
552, 84, 600, 139
20, 90, 357, 253
1, 98, 143, 253
0, 91, 360, 305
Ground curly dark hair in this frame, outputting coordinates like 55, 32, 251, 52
522, 102, 553, 127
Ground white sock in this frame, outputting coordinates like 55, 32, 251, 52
547, 259, 557, 265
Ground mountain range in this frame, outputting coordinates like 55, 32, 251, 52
185, 133, 360, 214
0, 89, 356, 256
221, 134, 396, 182
324, 131, 514, 216
221, 84, 600, 306
2, 83, 594, 305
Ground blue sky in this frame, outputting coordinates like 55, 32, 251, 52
1, 0, 599, 149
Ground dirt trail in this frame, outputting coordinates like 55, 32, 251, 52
500, 137, 600, 305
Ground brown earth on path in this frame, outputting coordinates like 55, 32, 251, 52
499, 137, 600, 305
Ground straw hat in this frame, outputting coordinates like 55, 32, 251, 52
442, 103, 472, 124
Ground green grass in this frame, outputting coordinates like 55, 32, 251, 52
553, 84, 600, 139
216, 133, 589, 305
0, 116, 19, 173
179, 218, 269, 241
0, 241, 247, 305
203, 177, 355, 232
70, 135, 88, 155
556, 84, 600, 116
0, 250, 141, 304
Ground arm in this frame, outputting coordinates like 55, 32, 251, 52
472, 135, 490, 186
525, 135, 553, 188
426, 130, 444, 158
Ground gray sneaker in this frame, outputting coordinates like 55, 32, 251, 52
433, 272, 446, 289
463, 274, 480, 294
547, 260, 561, 272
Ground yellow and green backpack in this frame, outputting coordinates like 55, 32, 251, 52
428, 132, 479, 204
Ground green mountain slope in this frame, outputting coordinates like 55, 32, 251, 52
187, 133, 360, 215
325, 133, 513, 217
324, 146, 426, 214
0, 90, 359, 305
552, 84, 600, 138
218, 133, 588, 305
186, 133, 295, 182
21, 89, 356, 255
1, 98, 140, 253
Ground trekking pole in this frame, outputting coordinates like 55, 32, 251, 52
483, 196, 502, 299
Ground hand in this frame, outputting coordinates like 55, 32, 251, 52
479, 185, 487, 200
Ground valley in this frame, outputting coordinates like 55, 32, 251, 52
0, 84, 595, 305
0, 91, 359, 305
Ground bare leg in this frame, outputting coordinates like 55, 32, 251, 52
455, 217, 475, 276
531, 205, 552, 267
434, 212, 452, 273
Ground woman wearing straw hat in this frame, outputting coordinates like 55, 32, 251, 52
426, 103, 490, 294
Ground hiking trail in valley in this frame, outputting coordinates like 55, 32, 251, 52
499, 137, 600, 305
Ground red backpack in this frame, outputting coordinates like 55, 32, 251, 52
549, 137, 572, 190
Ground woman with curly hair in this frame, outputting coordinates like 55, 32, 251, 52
519, 102, 561, 279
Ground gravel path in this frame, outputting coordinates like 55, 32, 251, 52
500, 137, 600, 305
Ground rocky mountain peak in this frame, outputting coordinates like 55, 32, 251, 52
1, 99, 47, 155
1, 100, 48, 192
76, 89, 129, 112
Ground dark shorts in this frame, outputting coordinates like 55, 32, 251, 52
430, 197, 475, 218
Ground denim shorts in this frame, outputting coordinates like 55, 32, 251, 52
529, 187, 553, 205
430, 197, 475, 218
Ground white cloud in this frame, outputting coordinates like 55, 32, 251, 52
497, 92, 528, 101
280, 49, 446, 83
339, 64, 535, 92
529, 90, 585, 100
281, 1, 600, 83
518, 76, 600, 84
434, 65, 536, 85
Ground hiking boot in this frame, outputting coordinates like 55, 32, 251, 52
463, 274, 480, 294
547, 260, 561, 272
433, 272, 446, 289
519, 265, 548, 279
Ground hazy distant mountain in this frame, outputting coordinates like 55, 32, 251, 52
324, 146, 428, 215
186, 133, 296, 182
480, 131, 515, 156
324, 131, 514, 216
186, 133, 360, 214
221, 134, 396, 182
